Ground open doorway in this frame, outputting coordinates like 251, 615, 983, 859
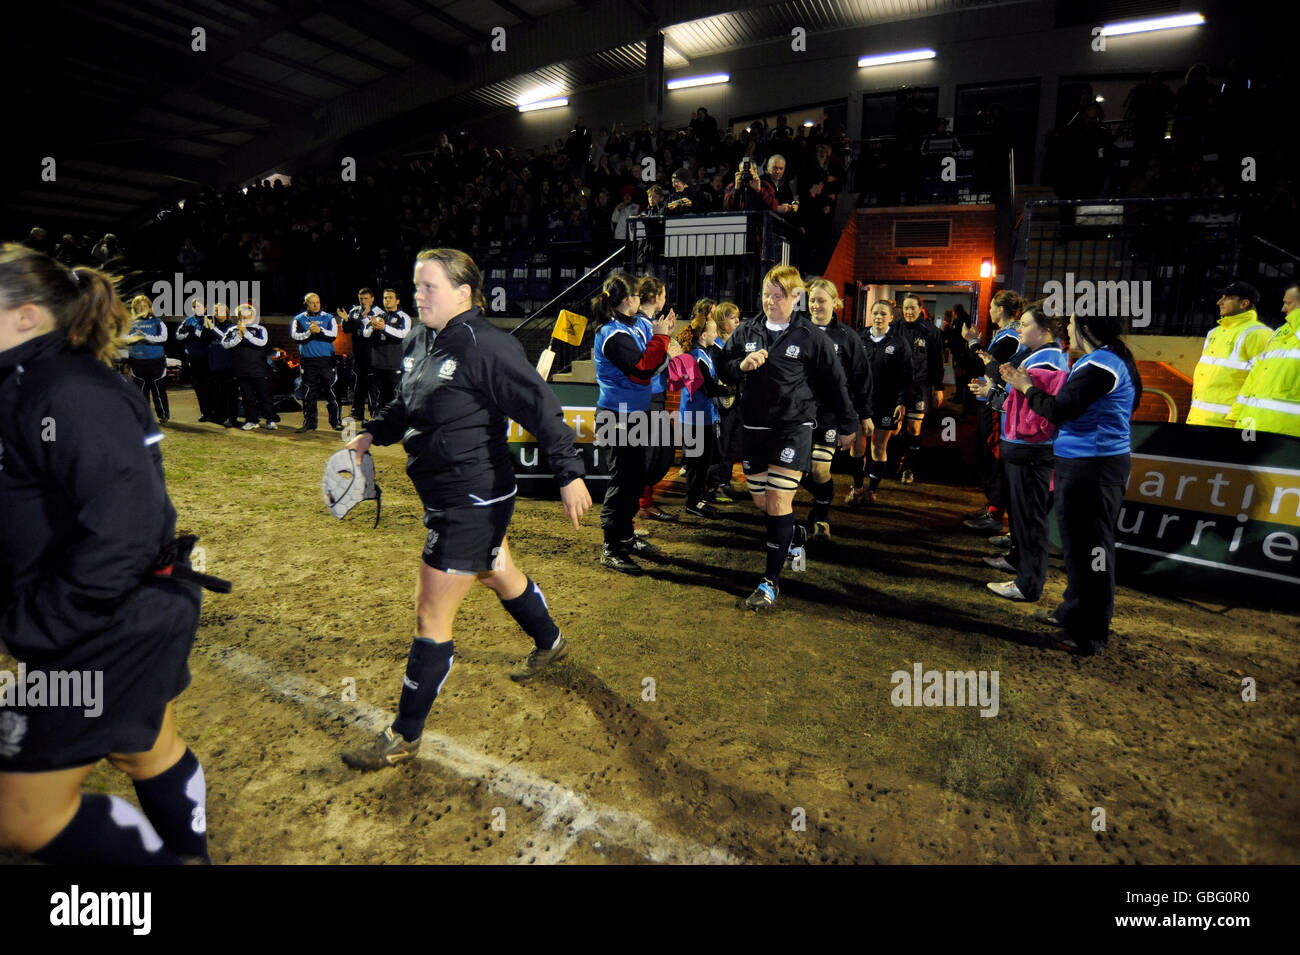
854, 280, 980, 387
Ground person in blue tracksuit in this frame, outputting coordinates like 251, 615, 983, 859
681, 319, 729, 519
962, 290, 1025, 533
290, 291, 342, 433
363, 289, 411, 412
175, 298, 216, 422
976, 304, 1070, 602
1001, 311, 1143, 655
593, 272, 679, 573
337, 288, 382, 419
204, 303, 240, 427
221, 304, 277, 430
126, 294, 170, 422
634, 275, 678, 522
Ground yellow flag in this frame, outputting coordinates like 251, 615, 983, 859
553, 309, 588, 346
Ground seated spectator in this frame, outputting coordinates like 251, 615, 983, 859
92, 233, 126, 269
666, 168, 712, 215
643, 184, 670, 217
53, 233, 80, 266
612, 187, 641, 240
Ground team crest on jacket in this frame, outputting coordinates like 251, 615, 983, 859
0, 712, 27, 758
744, 342, 758, 352
914, 338, 925, 349
886, 345, 896, 354
785, 344, 801, 358
403, 356, 415, 372
438, 358, 457, 380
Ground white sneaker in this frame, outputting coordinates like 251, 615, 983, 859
264, 421, 278, 431
240, 422, 259, 431
986, 580, 1028, 601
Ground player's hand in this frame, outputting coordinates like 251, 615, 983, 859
345, 431, 373, 462
740, 348, 768, 372
893, 404, 906, 425
652, 312, 676, 336
373, 317, 386, 329
969, 378, 990, 397
861, 418, 876, 438
310, 322, 321, 334
837, 432, 856, 450
1000, 364, 1031, 393
335, 308, 348, 320
560, 478, 592, 530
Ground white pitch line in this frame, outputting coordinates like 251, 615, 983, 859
207, 646, 739, 865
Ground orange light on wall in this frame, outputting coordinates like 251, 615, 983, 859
979, 258, 994, 278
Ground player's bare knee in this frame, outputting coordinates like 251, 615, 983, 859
0, 783, 76, 853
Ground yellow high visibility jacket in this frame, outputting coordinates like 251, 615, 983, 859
1185, 309, 1271, 426
1228, 308, 1300, 437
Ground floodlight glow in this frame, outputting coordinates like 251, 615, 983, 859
666, 73, 730, 90
857, 48, 936, 68
803, 120, 815, 127
1100, 13, 1204, 36
515, 85, 563, 107
518, 97, 569, 112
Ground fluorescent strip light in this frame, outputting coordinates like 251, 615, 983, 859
666, 73, 729, 90
1100, 13, 1204, 36
515, 85, 562, 107
858, 48, 936, 68
518, 97, 569, 112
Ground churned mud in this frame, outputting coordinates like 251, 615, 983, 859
4, 389, 1295, 864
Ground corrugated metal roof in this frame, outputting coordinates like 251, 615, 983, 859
4, 0, 1024, 232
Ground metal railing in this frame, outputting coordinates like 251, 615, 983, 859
622, 210, 798, 316
1015, 197, 1258, 336
506, 245, 628, 373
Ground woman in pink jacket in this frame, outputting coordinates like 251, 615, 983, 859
970, 303, 1069, 602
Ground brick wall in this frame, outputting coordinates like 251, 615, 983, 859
826, 205, 998, 330
1135, 360, 1193, 423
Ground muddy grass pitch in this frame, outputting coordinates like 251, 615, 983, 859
5, 390, 1297, 864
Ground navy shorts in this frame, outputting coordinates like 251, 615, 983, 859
0, 578, 199, 772
741, 425, 813, 474
872, 409, 904, 432
421, 495, 515, 574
